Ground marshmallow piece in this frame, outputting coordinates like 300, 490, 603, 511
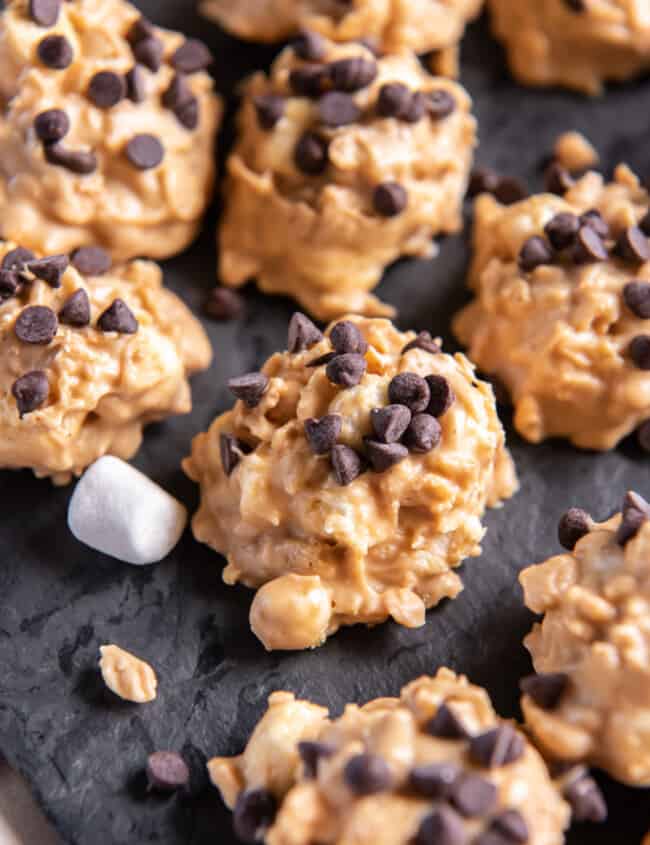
68, 456, 187, 564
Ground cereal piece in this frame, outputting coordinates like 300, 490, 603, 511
553, 131, 599, 173
99, 644, 157, 703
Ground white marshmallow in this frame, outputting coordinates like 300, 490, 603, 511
68, 456, 187, 565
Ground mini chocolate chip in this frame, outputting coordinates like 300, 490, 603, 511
638, 419, 650, 452
253, 94, 285, 130
572, 225, 608, 263
343, 753, 392, 795
203, 287, 245, 321
388, 372, 430, 413
304, 414, 342, 454
467, 167, 500, 199
414, 805, 466, 845
34, 108, 70, 143
564, 773, 607, 823
220, 433, 251, 476
487, 810, 529, 844
15, 305, 58, 345
518, 236, 553, 272
373, 181, 408, 217
59, 288, 90, 326
371, 405, 411, 443
330, 320, 367, 354
580, 209, 609, 240
403, 413, 441, 453
228, 372, 269, 408
493, 176, 528, 206
427, 89, 456, 120
126, 134, 164, 169
623, 281, 650, 318
293, 30, 326, 61
128, 16, 155, 44
233, 788, 277, 844
425, 374, 455, 417
451, 773, 498, 818
328, 57, 378, 92
365, 438, 409, 472
132, 36, 164, 72
426, 702, 471, 740
403, 331, 440, 354
71, 246, 111, 275
294, 132, 329, 175
26, 254, 68, 287
629, 334, 650, 369
558, 507, 591, 550
520, 672, 568, 709
544, 161, 574, 195
0, 270, 20, 298
12, 371, 49, 417
175, 97, 199, 130
171, 39, 212, 74
288, 312, 323, 352
289, 65, 329, 97
88, 71, 126, 109
640, 210, 650, 236
44, 143, 97, 174
126, 65, 146, 103
377, 83, 411, 119
97, 298, 138, 334
146, 751, 190, 793
37, 34, 73, 69
326, 353, 367, 387
617, 226, 650, 263
469, 726, 525, 768
331, 443, 364, 485
409, 762, 461, 799
544, 212, 580, 251
616, 490, 650, 546
297, 741, 334, 778
29, 0, 61, 26
2, 248, 35, 271
318, 91, 360, 127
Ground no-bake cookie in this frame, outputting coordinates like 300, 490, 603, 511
454, 164, 650, 451
184, 314, 516, 650
219, 35, 475, 319
209, 667, 571, 844
488, 0, 650, 95
520, 492, 650, 786
0, 0, 221, 260
0, 242, 211, 484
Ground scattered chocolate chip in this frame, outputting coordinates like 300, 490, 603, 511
544, 212, 580, 251
343, 753, 392, 795
520, 672, 568, 710
326, 353, 367, 387
294, 131, 329, 175
330, 320, 367, 354
12, 371, 49, 417
233, 788, 277, 844
493, 177, 528, 206
44, 143, 97, 174
88, 71, 126, 109
0, 270, 20, 298
425, 374, 455, 417
220, 433, 251, 476
127, 16, 155, 44
29, 0, 61, 27
388, 372, 430, 413
146, 751, 190, 792
292, 30, 326, 62
71, 246, 111, 275
133, 36, 164, 72
126, 134, 164, 169
371, 405, 411, 443
37, 34, 72, 69
318, 91, 360, 127
2, 248, 35, 271
34, 108, 70, 143
373, 181, 408, 217
307, 351, 337, 368
487, 810, 529, 844
304, 415, 342, 454
544, 161, 574, 195
427, 89, 456, 120
519, 236, 553, 272
572, 225, 608, 264
451, 773, 498, 818
328, 57, 377, 92
15, 305, 58, 345
403, 413, 441, 453
638, 419, 650, 452
469, 725, 524, 768
171, 39, 212, 74
203, 287, 245, 321
253, 94, 285, 130
409, 762, 461, 799
377, 83, 411, 119
623, 280, 650, 318
289, 65, 329, 97
288, 312, 323, 352
426, 702, 471, 740
414, 805, 466, 845
629, 334, 650, 369
297, 741, 334, 778
467, 167, 500, 199
580, 209, 609, 240
59, 288, 90, 326
26, 254, 68, 287
228, 372, 269, 408
616, 490, 650, 546
558, 507, 591, 550
617, 226, 650, 263
564, 772, 607, 823
403, 331, 440, 355
97, 298, 138, 334
331, 443, 364, 485
126, 65, 146, 103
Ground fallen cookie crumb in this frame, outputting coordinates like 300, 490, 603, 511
99, 644, 158, 703
553, 131, 599, 173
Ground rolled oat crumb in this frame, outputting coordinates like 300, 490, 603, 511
99, 644, 157, 703
553, 132, 598, 173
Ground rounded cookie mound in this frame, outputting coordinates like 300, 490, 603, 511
208, 667, 571, 845
454, 164, 650, 451
0, 242, 211, 484
520, 491, 650, 787
0, 0, 221, 261
219, 35, 475, 319
184, 314, 516, 650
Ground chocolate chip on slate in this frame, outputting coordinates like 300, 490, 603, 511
638, 419, 650, 452
203, 287, 244, 321
2, 248, 35, 271
371, 405, 411, 443
572, 225, 608, 263
544, 212, 580, 251
88, 71, 126, 109
171, 39, 212, 74
0, 270, 20, 298
175, 97, 199, 130
426, 702, 471, 740
580, 209, 609, 240
233, 788, 277, 844
59, 288, 90, 326
293, 29, 326, 61
318, 91, 360, 127
253, 94, 285, 130
467, 167, 500, 199
403, 331, 440, 355
29, 0, 61, 26
425, 374, 455, 417
97, 298, 138, 334
133, 36, 164, 72
71, 246, 111, 275
623, 280, 650, 318
307, 351, 337, 367
518, 236, 553, 272
403, 413, 441, 453
289, 65, 329, 97
617, 225, 650, 263
376, 83, 411, 118
388, 372, 430, 413
294, 131, 329, 175
297, 741, 334, 778
44, 143, 97, 174
520, 672, 568, 709
629, 334, 650, 369
126, 65, 146, 103
365, 439, 409, 472
616, 490, 650, 546
564, 772, 607, 823
34, 108, 70, 143
304, 415, 342, 454
326, 353, 367, 387
488, 810, 529, 844
558, 507, 591, 550
544, 161, 574, 195
330, 320, 367, 354
146, 751, 190, 792
37, 34, 72, 69
12, 370, 48, 417
469, 725, 524, 768
128, 16, 155, 44
329, 57, 378, 92
26, 254, 68, 287
343, 753, 392, 795
493, 176, 528, 206
331, 443, 364, 485
427, 89, 456, 120
451, 773, 498, 818
15, 305, 58, 345
414, 805, 466, 845
228, 372, 269, 407
373, 181, 408, 216
288, 312, 323, 352
126, 134, 164, 169
220, 433, 250, 476
409, 762, 460, 799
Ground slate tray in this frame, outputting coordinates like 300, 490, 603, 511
1, 2, 650, 843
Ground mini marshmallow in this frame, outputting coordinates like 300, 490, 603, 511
68, 456, 187, 564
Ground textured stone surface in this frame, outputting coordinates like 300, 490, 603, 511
1, 2, 650, 843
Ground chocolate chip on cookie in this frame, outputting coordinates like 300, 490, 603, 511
59, 289, 91, 326
580, 209, 609, 240
388, 372, 430, 413
330, 320, 367, 354
88, 71, 126, 109
425, 374, 455, 417
617, 225, 650, 263
629, 334, 650, 369
15, 305, 58, 344
544, 161, 574, 195
623, 281, 650, 318
26, 254, 69, 287
616, 491, 650, 546
544, 212, 580, 251
520, 672, 569, 710
326, 353, 367, 387
484, 810, 529, 844
146, 751, 190, 793
288, 312, 323, 352
253, 94, 285, 130
34, 108, 70, 143
365, 438, 408, 472
467, 167, 500, 199
307, 352, 336, 367
403, 413, 441, 453
37, 34, 72, 69
558, 507, 592, 550
220, 433, 251, 476
132, 36, 164, 73
304, 415, 342, 454
2, 248, 35, 271
318, 91, 360, 127
328, 57, 378, 92
330, 443, 364, 486
126, 134, 164, 169
564, 772, 607, 823
376, 83, 411, 119
426, 702, 471, 740
44, 143, 98, 174
469, 725, 524, 768
493, 176, 528, 206
97, 298, 138, 334
415, 806, 465, 845
343, 753, 392, 795
228, 373, 270, 408
233, 788, 277, 845
125, 65, 147, 103
71, 246, 111, 275
12, 371, 49, 417
289, 65, 329, 98
297, 741, 335, 779
127, 16, 155, 44
0, 270, 20, 298
171, 39, 213, 74
451, 773, 498, 818
409, 762, 461, 799
518, 236, 553, 272
29, 0, 61, 26
571, 225, 608, 263
371, 405, 412, 443
373, 181, 408, 217
292, 30, 326, 62
402, 331, 440, 355
427, 89, 456, 120
294, 132, 329, 175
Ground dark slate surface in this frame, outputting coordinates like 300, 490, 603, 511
1, 2, 650, 842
